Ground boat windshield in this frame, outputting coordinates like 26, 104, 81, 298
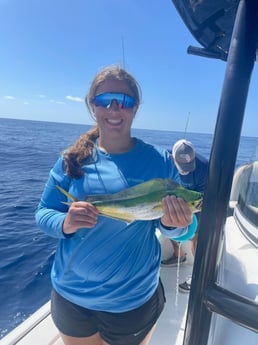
237, 161, 258, 228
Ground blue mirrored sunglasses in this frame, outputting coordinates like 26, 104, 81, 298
93, 92, 136, 109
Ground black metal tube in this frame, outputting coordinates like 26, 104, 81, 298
205, 285, 258, 333
187, 46, 223, 60
183, 1, 258, 344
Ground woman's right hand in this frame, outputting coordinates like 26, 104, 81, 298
62, 201, 99, 235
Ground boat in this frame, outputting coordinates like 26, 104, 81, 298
1, 0, 258, 344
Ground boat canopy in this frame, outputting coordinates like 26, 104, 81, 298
171, 0, 244, 61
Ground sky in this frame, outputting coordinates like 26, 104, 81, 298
0, 0, 257, 136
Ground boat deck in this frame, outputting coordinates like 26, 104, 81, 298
150, 262, 193, 345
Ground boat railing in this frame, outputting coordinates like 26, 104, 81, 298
170, 1, 258, 344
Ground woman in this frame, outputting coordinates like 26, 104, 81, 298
35, 65, 194, 345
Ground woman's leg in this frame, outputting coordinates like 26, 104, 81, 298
190, 234, 198, 256
139, 324, 157, 345
60, 331, 103, 345
171, 240, 186, 257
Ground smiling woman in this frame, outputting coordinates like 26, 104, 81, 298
87, 76, 139, 154
34, 64, 196, 345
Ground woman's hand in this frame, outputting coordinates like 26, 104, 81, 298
63, 201, 99, 235
161, 195, 192, 228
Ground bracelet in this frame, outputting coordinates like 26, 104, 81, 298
160, 222, 177, 230
174, 214, 198, 243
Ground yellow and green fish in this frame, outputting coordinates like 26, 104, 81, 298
56, 178, 203, 223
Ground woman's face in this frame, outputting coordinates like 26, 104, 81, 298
92, 79, 138, 139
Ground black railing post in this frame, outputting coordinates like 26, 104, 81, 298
183, 1, 258, 344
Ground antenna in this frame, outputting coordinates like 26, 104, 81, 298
184, 112, 191, 138
121, 36, 126, 68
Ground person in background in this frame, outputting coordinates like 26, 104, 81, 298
161, 139, 208, 293
35, 65, 197, 345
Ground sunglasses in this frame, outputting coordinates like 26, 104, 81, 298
93, 92, 136, 109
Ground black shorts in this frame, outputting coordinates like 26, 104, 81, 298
51, 280, 166, 345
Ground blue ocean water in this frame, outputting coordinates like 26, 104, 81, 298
0, 117, 257, 338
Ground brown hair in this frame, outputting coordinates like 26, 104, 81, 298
63, 65, 142, 178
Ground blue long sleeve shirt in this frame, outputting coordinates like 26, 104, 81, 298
36, 138, 188, 312
178, 153, 208, 193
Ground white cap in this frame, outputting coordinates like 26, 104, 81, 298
172, 139, 196, 174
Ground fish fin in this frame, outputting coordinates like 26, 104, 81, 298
56, 185, 78, 202
97, 208, 134, 223
85, 178, 182, 204
113, 178, 170, 200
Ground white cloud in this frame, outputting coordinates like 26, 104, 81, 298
49, 99, 65, 104
66, 95, 84, 102
4, 96, 15, 100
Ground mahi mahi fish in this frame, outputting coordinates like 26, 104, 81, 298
56, 178, 203, 223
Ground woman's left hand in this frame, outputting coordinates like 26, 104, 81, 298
161, 195, 192, 228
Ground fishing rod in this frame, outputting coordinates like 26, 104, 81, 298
184, 112, 191, 139
121, 36, 126, 69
